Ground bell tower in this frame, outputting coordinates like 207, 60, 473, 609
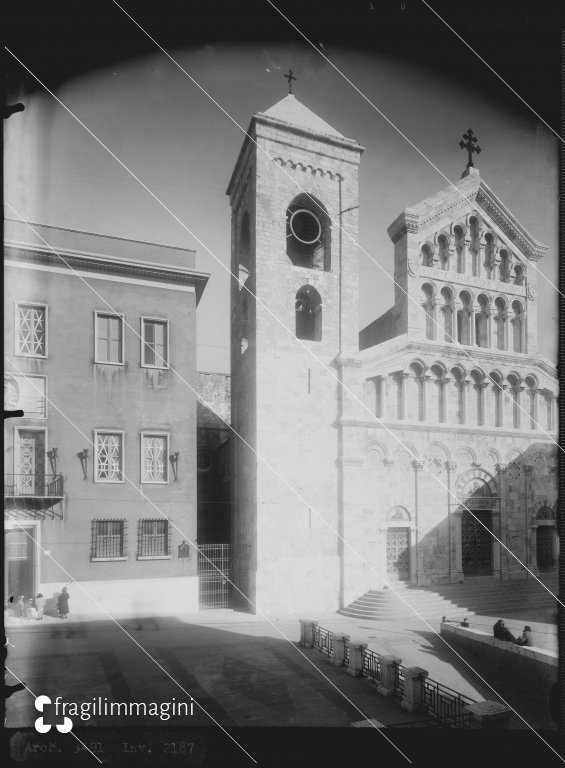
226, 91, 363, 613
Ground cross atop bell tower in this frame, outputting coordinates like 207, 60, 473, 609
283, 69, 296, 94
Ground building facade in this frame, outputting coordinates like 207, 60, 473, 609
4, 220, 208, 614
227, 95, 559, 614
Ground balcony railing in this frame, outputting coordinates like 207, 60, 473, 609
4, 474, 64, 519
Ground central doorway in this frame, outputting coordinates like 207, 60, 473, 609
386, 528, 410, 581
461, 509, 492, 575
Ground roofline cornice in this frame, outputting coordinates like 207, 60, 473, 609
5, 243, 210, 302
387, 176, 547, 261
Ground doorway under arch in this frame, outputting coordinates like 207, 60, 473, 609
385, 506, 412, 581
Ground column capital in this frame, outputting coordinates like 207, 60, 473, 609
412, 460, 425, 471
445, 461, 457, 471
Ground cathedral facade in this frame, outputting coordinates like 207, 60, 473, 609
226, 94, 558, 614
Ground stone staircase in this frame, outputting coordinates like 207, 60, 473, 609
338, 576, 559, 622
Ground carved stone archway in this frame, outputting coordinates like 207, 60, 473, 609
452, 468, 501, 581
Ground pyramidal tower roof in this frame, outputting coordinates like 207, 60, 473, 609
259, 94, 345, 140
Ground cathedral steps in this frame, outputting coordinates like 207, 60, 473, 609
338, 577, 558, 621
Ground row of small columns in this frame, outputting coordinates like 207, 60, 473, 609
299, 619, 512, 728
422, 233, 523, 284
389, 371, 553, 429
437, 302, 525, 352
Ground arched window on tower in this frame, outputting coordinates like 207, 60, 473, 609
507, 374, 521, 429
286, 194, 331, 270
421, 284, 435, 340
295, 286, 322, 341
490, 372, 503, 428
438, 234, 449, 270
454, 226, 465, 273
474, 294, 489, 348
440, 287, 453, 342
494, 297, 506, 350
511, 301, 524, 353
469, 216, 480, 277
457, 291, 472, 345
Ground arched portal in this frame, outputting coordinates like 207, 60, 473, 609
385, 506, 412, 581
535, 507, 558, 571
454, 470, 499, 578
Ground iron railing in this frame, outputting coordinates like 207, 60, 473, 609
312, 624, 475, 728
4, 474, 63, 498
394, 663, 406, 698
362, 648, 381, 682
312, 625, 333, 657
422, 677, 474, 728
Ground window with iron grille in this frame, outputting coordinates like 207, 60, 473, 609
95, 312, 124, 364
95, 431, 124, 482
16, 303, 47, 357
138, 519, 171, 558
141, 318, 168, 368
141, 433, 168, 483
91, 519, 127, 560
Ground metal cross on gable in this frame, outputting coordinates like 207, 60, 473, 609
459, 128, 481, 168
284, 69, 296, 94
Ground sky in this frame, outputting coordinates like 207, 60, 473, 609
4, 4, 559, 373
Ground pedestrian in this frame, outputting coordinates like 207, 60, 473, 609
26, 599, 36, 620
493, 619, 516, 642
16, 595, 25, 618
57, 587, 70, 619
35, 593, 45, 621
515, 625, 533, 647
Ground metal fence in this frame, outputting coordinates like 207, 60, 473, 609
422, 677, 474, 728
312, 624, 334, 657
394, 663, 406, 698
312, 624, 475, 728
362, 648, 381, 682
198, 544, 230, 609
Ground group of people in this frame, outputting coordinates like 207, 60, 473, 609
493, 619, 533, 646
10, 587, 70, 620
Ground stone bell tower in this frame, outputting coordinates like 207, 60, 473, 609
226, 89, 363, 613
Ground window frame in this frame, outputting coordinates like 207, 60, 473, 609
15, 301, 48, 359
137, 518, 172, 560
140, 431, 170, 484
140, 316, 169, 369
91, 519, 127, 561
94, 429, 125, 484
94, 311, 125, 365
